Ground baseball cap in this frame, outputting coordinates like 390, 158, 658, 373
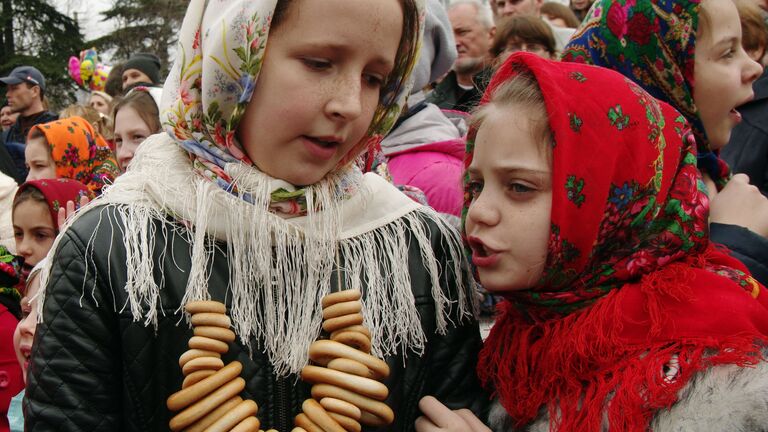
0, 66, 46, 91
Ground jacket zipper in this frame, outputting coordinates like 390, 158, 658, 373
274, 374, 291, 431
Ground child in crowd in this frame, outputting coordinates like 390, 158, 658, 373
7, 258, 45, 432
416, 53, 768, 431
563, 0, 768, 285
722, 0, 768, 197
491, 15, 557, 63
111, 88, 161, 171
12, 179, 92, 282
26, 1, 486, 431
24, 116, 118, 195
88, 90, 113, 116
0, 246, 22, 432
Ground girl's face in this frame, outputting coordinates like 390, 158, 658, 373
24, 137, 56, 181
694, 0, 763, 150
13, 273, 41, 383
89, 94, 110, 115
236, 0, 403, 186
114, 106, 152, 171
13, 200, 55, 279
465, 104, 552, 292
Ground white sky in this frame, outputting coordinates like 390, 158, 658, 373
52, 0, 115, 41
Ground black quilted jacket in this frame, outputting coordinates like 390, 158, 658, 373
24, 205, 489, 431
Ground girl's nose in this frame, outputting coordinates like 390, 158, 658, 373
18, 316, 35, 337
467, 191, 501, 228
16, 238, 32, 258
326, 76, 363, 121
743, 53, 763, 84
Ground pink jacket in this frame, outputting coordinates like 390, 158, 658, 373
381, 103, 468, 218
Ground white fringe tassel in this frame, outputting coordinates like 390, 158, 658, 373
38, 134, 475, 377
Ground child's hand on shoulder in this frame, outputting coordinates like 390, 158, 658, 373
709, 173, 768, 237
415, 396, 491, 432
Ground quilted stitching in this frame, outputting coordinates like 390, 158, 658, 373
24, 206, 488, 431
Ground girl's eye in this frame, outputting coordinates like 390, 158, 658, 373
302, 58, 331, 71
723, 48, 736, 59
508, 182, 535, 194
132, 134, 146, 142
467, 180, 484, 198
13, 231, 22, 240
35, 231, 52, 241
363, 73, 385, 88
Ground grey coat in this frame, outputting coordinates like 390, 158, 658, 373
489, 357, 768, 431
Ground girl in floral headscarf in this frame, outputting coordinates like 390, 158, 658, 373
562, 0, 768, 286
416, 53, 768, 431
26, 1, 487, 431
25, 116, 118, 195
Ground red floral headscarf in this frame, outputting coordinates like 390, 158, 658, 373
15, 179, 94, 231
470, 54, 768, 430
29, 116, 119, 195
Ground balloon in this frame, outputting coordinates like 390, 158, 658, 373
67, 48, 112, 92
90, 64, 111, 91
80, 59, 95, 85
68, 56, 83, 86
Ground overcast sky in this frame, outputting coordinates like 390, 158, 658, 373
52, 0, 114, 41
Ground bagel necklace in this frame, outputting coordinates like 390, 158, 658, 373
166, 254, 393, 432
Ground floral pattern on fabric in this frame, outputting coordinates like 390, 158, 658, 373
562, 0, 732, 189
0, 245, 21, 292
161, 0, 425, 213
468, 53, 768, 431
15, 179, 94, 231
29, 117, 118, 195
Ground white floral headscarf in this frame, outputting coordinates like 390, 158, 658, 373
161, 0, 425, 197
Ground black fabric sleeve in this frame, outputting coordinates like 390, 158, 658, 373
710, 223, 768, 286
24, 228, 122, 431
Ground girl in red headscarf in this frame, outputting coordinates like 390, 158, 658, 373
415, 53, 768, 431
12, 179, 92, 282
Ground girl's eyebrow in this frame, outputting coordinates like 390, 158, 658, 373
495, 166, 550, 176
301, 42, 395, 69
713, 35, 739, 48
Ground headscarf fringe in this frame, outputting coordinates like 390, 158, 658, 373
479, 258, 767, 430
38, 135, 474, 377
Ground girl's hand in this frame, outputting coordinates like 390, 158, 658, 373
414, 396, 491, 432
710, 173, 768, 237
57, 195, 90, 228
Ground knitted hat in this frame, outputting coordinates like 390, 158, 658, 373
123, 53, 162, 85
411, 0, 457, 94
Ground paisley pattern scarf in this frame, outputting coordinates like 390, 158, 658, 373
161, 0, 424, 215
29, 116, 118, 195
562, 0, 732, 189
470, 53, 768, 431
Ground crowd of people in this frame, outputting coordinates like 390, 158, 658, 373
0, 0, 767, 430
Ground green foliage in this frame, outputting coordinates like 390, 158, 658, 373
0, 0, 85, 111
90, 0, 190, 75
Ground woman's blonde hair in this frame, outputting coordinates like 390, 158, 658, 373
60, 104, 113, 141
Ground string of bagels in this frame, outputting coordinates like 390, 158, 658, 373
166, 288, 393, 432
